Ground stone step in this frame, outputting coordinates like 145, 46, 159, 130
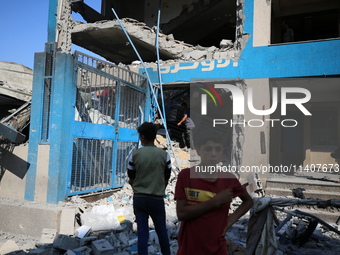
265, 187, 340, 200
266, 177, 340, 193
270, 200, 340, 223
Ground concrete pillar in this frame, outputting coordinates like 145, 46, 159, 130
238, 78, 271, 185
26, 52, 74, 204
253, 0, 272, 46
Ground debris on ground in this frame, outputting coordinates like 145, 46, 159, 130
1, 135, 340, 254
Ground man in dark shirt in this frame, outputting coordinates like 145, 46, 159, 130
177, 102, 195, 151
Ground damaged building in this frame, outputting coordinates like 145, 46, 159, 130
0, 61, 32, 199
1, 0, 340, 231
0, 0, 339, 202
0, 0, 340, 253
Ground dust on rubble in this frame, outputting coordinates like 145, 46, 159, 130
1, 135, 340, 254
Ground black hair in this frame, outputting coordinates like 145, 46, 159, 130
137, 122, 157, 141
181, 102, 188, 108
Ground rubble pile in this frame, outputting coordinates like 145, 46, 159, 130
1, 136, 340, 254
0, 61, 33, 97
72, 16, 248, 66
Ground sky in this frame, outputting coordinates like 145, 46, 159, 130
0, 0, 101, 70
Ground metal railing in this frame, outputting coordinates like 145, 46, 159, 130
74, 52, 147, 127
70, 52, 147, 195
70, 138, 113, 193
41, 42, 56, 142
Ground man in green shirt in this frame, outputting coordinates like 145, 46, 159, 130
128, 122, 171, 255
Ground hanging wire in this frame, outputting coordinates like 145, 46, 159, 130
111, 7, 182, 172
156, 0, 180, 164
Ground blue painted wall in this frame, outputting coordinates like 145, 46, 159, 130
48, 0, 58, 43
25, 53, 45, 201
144, 0, 340, 83
47, 53, 74, 203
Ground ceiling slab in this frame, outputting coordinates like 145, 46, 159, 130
71, 19, 194, 64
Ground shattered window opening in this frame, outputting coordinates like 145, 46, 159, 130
271, 0, 340, 44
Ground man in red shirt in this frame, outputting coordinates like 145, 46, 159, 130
175, 133, 253, 254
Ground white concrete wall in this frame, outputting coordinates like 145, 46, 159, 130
253, 0, 272, 46
0, 144, 28, 200
239, 79, 271, 184
0, 144, 50, 203
34, 145, 50, 203
0, 201, 62, 237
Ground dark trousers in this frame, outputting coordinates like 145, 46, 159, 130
133, 196, 170, 255
182, 127, 195, 150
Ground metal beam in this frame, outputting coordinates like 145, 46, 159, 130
0, 123, 26, 144
48, 0, 58, 42
71, 0, 106, 23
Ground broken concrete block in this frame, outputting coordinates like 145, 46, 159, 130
91, 239, 114, 255
119, 220, 133, 233
170, 240, 179, 255
167, 222, 177, 239
80, 236, 98, 247
167, 34, 174, 41
148, 245, 157, 254
128, 243, 138, 254
0, 240, 20, 254
27, 246, 58, 255
21, 241, 36, 252
219, 52, 229, 59
207, 46, 218, 52
168, 216, 178, 224
40, 228, 57, 244
165, 206, 177, 219
213, 52, 221, 59
53, 234, 80, 250
65, 246, 92, 255
206, 52, 213, 60
64, 250, 77, 255
27, 248, 49, 254
186, 50, 207, 60
75, 225, 91, 238
59, 208, 76, 236
97, 231, 113, 240
149, 230, 159, 245
105, 233, 119, 247
128, 236, 138, 246
118, 232, 129, 246
220, 39, 233, 49
5, 251, 27, 255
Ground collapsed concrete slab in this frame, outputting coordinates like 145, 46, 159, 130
53, 234, 80, 250
71, 18, 195, 64
0, 199, 62, 238
0, 61, 32, 104
0, 240, 20, 254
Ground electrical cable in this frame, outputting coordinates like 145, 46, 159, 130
111, 7, 182, 172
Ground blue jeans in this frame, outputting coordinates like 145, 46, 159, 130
133, 196, 170, 255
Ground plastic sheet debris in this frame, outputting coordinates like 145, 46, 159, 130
75, 225, 91, 238
81, 205, 121, 231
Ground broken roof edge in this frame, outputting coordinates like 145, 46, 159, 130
71, 17, 250, 64
71, 18, 196, 61
0, 61, 33, 73
72, 17, 195, 47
